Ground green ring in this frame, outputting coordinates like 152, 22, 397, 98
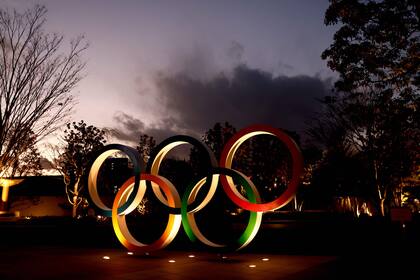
181, 167, 262, 251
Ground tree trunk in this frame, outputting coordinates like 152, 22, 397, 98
374, 160, 386, 216
379, 198, 385, 217
293, 196, 303, 212
72, 195, 78, 218
72, 179, 80, 218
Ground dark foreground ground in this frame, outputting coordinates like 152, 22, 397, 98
0, 213, 419, 279
0, 246, 338, 280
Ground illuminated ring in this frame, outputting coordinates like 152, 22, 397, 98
181, 167, 262, 251
146, 135, 217, 213
220, 125, 303, 212
87, 144, 144, 217
112, 174, 182, 252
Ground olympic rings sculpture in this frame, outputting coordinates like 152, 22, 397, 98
87, 125, 303, 252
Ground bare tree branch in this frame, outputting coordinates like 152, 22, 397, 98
0, 5, 87, 177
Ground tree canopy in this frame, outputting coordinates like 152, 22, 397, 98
56, 120, 106, 217
323, 0, 420, 93
313, 0, 420, 215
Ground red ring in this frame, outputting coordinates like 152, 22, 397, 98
220, 125, 303, 212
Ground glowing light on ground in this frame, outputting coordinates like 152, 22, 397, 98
188, 255, 195, 258
102, 256, 110, 260
262, 258, 269, 261
168, 259, 176, 263
127, 252, 134, 255
249, 264, 256, 268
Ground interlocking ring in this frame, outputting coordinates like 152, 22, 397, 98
181, 168, 262, 251
87, 125, 303, 252
146, 135, 218, 213
220, 125, 303, 212
88, 144, 144, 217
112, 174, 181, 252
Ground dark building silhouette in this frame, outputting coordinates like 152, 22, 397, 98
7, 176, 69, 217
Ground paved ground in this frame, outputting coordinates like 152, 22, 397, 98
0, 215, 418, 279
2, 245, 418, 280
0, 246, 340, 280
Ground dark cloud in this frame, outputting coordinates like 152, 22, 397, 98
277, 61, 294, 73
167, 44, 217, 81
110, 112, 145, 143
111, 64, 331, 144
110, 112, 187, 144
40, 157, 54, 170
226, 41, 245, 64
154, 64, 330, 135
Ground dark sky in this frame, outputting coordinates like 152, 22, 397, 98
4, 0, 337, 144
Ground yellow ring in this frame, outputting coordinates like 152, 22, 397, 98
112, 174, 182, 252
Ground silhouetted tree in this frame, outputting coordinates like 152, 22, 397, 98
317, 0, 420, 215
298, 146, 323, 210
202, 122, 237, 159
0, 5, 87, 177
56, 121, 106, 217
189, 122, 237, 179
136, 134, 156, 162
8, 130, 42, 177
